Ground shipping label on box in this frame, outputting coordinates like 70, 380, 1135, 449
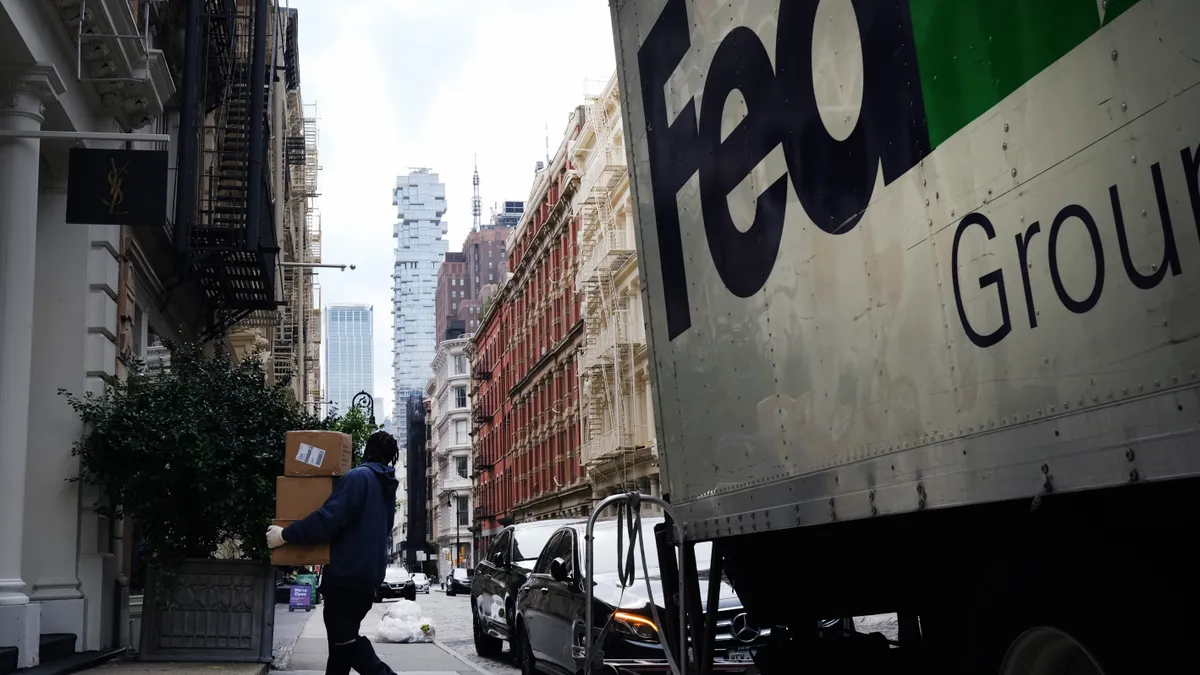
284, 430, 354, 476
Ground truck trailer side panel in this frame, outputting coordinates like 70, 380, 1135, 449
612, 0, 1200, 539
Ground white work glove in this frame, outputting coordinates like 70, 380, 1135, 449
266, 525, 286, 549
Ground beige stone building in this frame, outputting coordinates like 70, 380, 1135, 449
572, 75, 661, 502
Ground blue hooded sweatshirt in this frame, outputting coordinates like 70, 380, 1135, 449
282, 462, 399, 595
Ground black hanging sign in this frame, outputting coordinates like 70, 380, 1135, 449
66, 148, 169, 227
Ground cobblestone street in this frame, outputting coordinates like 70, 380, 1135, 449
411, 589, 520, 675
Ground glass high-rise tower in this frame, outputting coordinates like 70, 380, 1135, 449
392, 169, 448, 448
324, 304, 374, 415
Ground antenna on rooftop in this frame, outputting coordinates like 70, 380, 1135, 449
472, 154, 482, 231
544, 121, 550, 165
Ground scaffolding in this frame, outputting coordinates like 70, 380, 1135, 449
575, 81, 649, 484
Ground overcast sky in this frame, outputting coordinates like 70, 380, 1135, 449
286, 0, 618, 418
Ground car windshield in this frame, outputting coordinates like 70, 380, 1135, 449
512, 526, 562, 563
384, 568, 411, 583
587, 522, 713, 578
452, 568, 470, 580
412, 573, 427, 582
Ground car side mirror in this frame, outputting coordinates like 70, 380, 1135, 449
550, 557, 570, 584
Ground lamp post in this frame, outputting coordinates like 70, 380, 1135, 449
352, 390, 375, 426
447, 489, 461, 573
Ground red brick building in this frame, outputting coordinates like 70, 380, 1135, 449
469, 279, 511, 553
436, 215, 517, 341
471, 107, 589, 548
435, 252, 468, 340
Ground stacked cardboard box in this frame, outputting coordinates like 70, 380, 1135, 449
271, 430, 354, 566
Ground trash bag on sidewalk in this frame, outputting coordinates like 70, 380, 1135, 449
376, 599, 436, 643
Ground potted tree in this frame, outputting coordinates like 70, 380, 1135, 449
62, 341, 318, 663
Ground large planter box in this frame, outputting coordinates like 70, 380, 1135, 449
139, 559, 274, 663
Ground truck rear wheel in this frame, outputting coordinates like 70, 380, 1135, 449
1000, 627, 1104, 675
966, 538, 1185, 675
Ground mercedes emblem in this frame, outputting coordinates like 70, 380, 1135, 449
730, 613, 760, 643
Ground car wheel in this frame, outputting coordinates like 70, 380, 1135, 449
447, 586, 456, 597
473, 609, 503, 658
517, 622, 537, 675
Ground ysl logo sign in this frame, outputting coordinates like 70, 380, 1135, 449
104, 157, 131, 216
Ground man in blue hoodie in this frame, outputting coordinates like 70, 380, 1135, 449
266, 431, 401, 675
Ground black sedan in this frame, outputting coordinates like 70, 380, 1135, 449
445, 567, 473, 596
470, 519, 583, 657
513, 518, 769, 675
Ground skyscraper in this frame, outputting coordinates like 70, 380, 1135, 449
392, 169, 448, 447
324, 304, 374, 415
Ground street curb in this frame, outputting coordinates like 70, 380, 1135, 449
273, 607, 321, 670
432, 641, 491, 675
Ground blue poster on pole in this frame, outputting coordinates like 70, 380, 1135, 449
289, 584, 312, 612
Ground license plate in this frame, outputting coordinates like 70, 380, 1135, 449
726, 648, 755, 662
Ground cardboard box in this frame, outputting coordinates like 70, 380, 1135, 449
276, 476, 335, 521
271, 520, 331, 566
284, 430, 354, 477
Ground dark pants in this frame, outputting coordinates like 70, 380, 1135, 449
321, 584, 395, 675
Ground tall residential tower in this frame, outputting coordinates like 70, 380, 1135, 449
324, 304, 374, 415
392, 169, 448, 447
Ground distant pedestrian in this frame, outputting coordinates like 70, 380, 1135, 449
267, 431, 401, 675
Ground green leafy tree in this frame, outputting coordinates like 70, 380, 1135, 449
321, 404, 380, 466
61, 341, 320, 576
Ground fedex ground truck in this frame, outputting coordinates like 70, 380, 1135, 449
609, 0, 1200, 672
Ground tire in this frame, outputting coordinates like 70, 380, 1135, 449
966, 538, 1187, 674
473, 609, 503, 658
517, 622, 537, 675
447, 587, 456, 597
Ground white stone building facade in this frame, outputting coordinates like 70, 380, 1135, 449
426, 336, 474, 580
572, 75, 661, 502
1, 1, 315, 667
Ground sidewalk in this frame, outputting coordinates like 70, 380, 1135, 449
280, 603, 484, 675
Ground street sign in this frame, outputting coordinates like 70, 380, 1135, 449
66, 148, 168, 227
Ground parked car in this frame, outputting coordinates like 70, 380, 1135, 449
376, 566, 416, 602
469, 518, 583, 657
445, 567, 473, 596
512, 518, 771, 675
412, 572, 430, 594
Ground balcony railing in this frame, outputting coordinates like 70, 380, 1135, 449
581, 424, 652, 466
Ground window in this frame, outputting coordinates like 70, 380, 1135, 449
454, 386, 467, 408
457, 495, 469, 526
534, 531, 567, 574
456, 456, 469, 478
488, 530, 512, 565
454, 354, 467, 374
454, 420, 468, 445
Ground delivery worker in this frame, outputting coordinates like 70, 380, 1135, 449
267, 430, 401, 675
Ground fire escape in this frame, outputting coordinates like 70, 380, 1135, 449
575, 89, 645, 479
174, 0, 279, 339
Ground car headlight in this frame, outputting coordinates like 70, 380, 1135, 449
612, 612, 658, 642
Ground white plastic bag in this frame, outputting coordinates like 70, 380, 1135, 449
376, 599, 436, 643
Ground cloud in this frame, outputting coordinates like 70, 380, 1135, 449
287, 0, 617, 417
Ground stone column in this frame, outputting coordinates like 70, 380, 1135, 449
0, 63, 64, 670
0, 64, 63, 609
